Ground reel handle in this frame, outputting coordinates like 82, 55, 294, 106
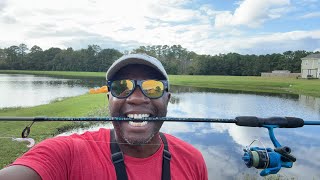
274, 147, 296, 162
235, 116, 304, 128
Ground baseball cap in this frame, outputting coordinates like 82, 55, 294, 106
106, 54, 169, 81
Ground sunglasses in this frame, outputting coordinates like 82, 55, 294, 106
107, 79, 169, 99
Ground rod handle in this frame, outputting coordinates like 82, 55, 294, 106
235, 116, 304, 128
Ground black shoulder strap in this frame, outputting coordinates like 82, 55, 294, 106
159, 132, 171, 180
110, 129, 128, 180
110, 130, 171, 180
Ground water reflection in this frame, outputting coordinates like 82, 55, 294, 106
160, 86, 320, 179
168, 85, 320, 120
0, 74, 105, 108
299, 95, 320, 114
170, 85, 300, 99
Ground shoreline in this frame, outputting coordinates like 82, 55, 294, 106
1, 70, 320, 97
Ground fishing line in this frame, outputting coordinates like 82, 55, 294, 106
245, 139, 270, 170
0, 133, 210, 149
0, 137, 35, 148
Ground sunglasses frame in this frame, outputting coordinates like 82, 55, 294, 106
107, 79, 169, 99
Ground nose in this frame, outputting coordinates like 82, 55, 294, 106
126, 86, 150, 104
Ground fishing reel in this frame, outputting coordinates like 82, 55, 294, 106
243, 144, 296, 176
235, 116, 304, 176
241, 124, 296, 176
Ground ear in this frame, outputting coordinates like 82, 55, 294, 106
165, 92, 171, 105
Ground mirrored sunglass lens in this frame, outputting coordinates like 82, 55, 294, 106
141, 80, 164, 98
111, 80, 134, 97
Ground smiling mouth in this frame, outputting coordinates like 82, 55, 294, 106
127, 114, 150, 127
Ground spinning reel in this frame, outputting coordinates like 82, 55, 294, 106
237, 117, 300, 176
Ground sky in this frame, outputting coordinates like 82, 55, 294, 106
0, 0, 319, 55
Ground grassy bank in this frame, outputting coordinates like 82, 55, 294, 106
0, 93, 108, 168
1, 70, 320, 97
169, 75, 320, 97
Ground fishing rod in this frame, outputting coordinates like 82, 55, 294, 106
1, 116, 320, 176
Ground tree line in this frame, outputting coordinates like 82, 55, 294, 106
0, 44, 316, 76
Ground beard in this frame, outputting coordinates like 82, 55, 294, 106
122, 132, 156, 145
113, 121, 163, 146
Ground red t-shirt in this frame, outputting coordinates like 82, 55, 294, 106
13, 128, 208, 180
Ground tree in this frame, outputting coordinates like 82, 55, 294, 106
5, 45, 20, 69
0, 48, 7, 69
96, 49, 122, 72
43, 47, 62, 70
86, 45, 101, 71
27, 45, 43, 70
0, 43, 315, 76
18, 44, 28, 69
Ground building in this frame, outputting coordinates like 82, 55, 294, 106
301, 53, 320, 79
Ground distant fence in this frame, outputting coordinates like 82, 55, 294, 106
261, 72, 301, 78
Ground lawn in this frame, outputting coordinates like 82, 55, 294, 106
0, 93, 108, 168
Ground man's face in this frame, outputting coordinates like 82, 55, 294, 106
108, 64, 170, 145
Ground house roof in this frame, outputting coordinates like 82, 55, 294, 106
302, 53, 320, 59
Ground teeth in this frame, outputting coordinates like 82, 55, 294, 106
127, 114, 150, 127
127, 114, 150, 119
129, 121, 148, 127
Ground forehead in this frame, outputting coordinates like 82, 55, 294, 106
111, 64, 165, 80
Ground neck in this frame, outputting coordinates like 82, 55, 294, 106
116, 134, 162, 158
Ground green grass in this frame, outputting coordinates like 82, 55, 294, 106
1, 70, 319, 97
0, 93, 108, 168
169, 75, 320, 97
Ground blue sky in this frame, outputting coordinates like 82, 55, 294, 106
0, 0, 319, 55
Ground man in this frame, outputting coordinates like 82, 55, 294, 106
0, 54, 208, 180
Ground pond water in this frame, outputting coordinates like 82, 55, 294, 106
1, 74, 320, 179
164, 87, 320, 179
0, 74, 105, 108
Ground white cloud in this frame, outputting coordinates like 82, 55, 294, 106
0, 0, 8, 13
193, 30, 320, 55
300, 12, 320, 19
295, 0, 319, 8
214, 0, 290, 28
196, 145, 241, 179
0, 0, 319, 55
0, 0, 204, 50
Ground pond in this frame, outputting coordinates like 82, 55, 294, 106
1, 74, 320, 179
164, 87, 320, 179
0, 74, 105, 108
